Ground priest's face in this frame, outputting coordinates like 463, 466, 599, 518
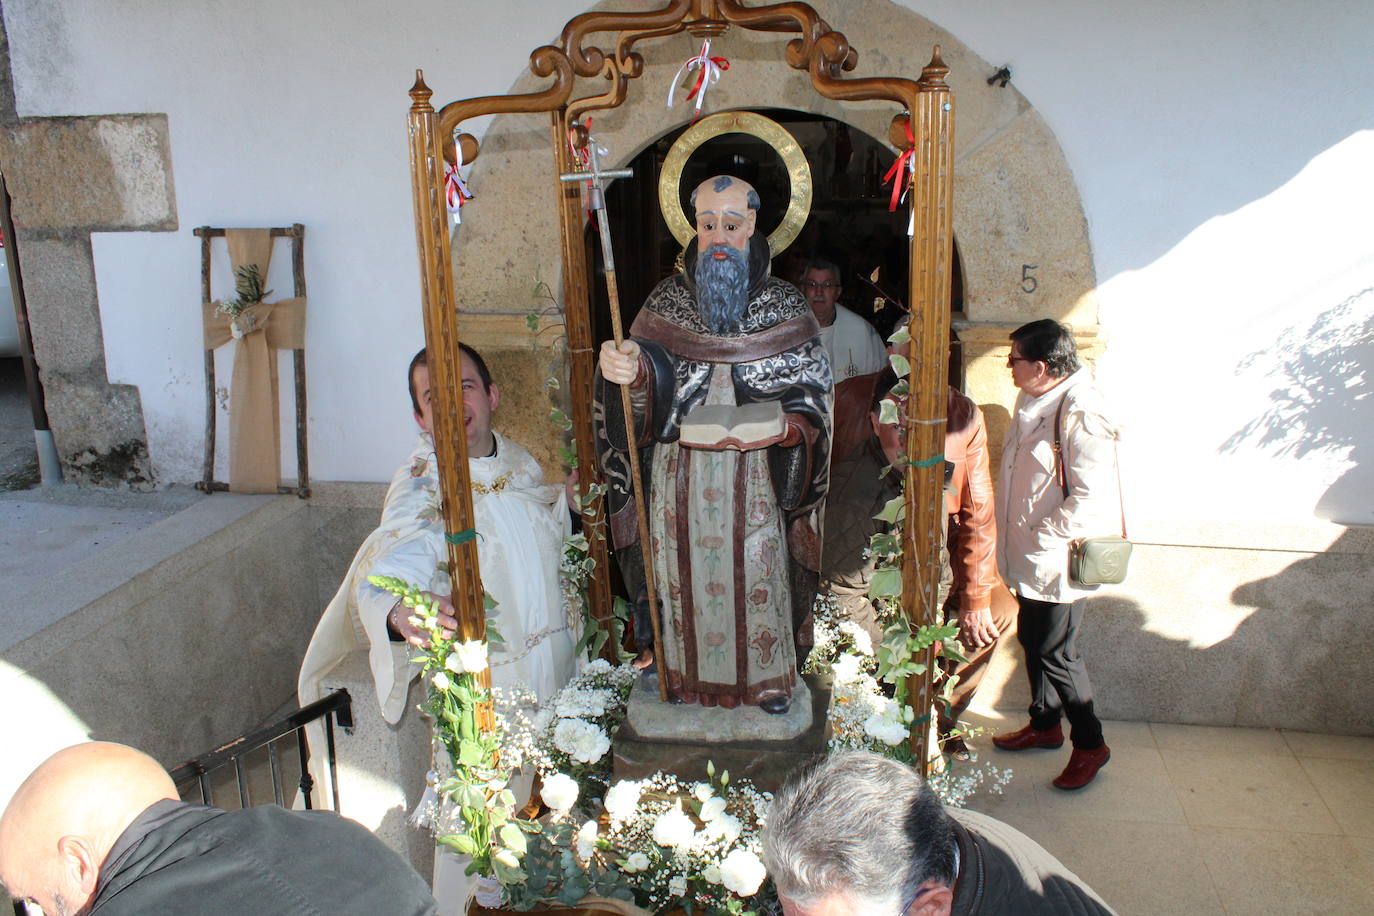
411, 355, 500, 457
459, 351, 500, 458
801, 266, 842, 327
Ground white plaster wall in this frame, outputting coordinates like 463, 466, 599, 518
3, 0, 591, 483
5, 0, 1374, 528
911, 0, 1374, 526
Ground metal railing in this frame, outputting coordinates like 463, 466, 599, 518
169, 689, 353, 813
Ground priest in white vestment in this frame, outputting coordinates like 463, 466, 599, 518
297, 345, 576, 911
299, 344, 575, 721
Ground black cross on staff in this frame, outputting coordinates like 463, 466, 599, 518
560, 137, 669, 701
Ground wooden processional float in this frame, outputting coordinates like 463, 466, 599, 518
405, 0, 955, 762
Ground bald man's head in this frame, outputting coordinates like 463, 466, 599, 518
0, 742, 177, 915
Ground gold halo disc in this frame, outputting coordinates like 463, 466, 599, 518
658, 110, 812, 258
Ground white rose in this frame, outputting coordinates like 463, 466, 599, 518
604, 780, 643, 821
830, 653, 865, 684
863, 710, 908, 746
432, 671, 451, 691
668, 874, 688, 897
651, 802, 698, 849
693, 783, 714, 802
702, 812, 742, 844
719, 848, 767, 897
575, 819, 599, 861
868, 695, 899, 718
703, 864, 722, 885
699, 796, 727, 823
539, 771, 579, 814
623, 851, 650, 873
552, 718, 611, 764
446, 639, 489, 674
554, 688, 612, 718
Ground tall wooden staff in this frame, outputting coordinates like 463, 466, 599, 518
902, 50, 956, 769
559, 138, 669, 701
406, 73, 493, 731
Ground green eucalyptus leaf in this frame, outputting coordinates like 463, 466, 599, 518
878, 397, 900, 425
868, 567, 903, 600
874, 494, 905, 524
500, 824, 528, 853
439, 834, 477, 856
940, 642, 970, 665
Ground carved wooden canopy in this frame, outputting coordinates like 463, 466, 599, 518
405, 0, 954, 757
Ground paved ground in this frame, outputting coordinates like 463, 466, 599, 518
0, 356, 38, 490
0, 484, 207, 650
959, 709, 1374, 915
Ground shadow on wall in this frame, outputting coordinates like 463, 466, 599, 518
1219, 287, 1374, 523
1077, 526, 1374, 737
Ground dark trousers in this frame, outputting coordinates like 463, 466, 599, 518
1016, 595, 1104, 750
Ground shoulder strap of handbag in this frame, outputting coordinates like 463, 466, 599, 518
1053, 394, 1128, 539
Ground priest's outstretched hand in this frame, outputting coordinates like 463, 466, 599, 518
387, 591, 458, 648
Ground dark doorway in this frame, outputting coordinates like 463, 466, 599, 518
584, 108, 964, 377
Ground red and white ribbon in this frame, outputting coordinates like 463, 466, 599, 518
668, 39, 729, 123
568, 118, 609, 220
882, 116, 916, 213
444, 137, 473, 222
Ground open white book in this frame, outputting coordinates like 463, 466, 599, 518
679, 401, 786, 450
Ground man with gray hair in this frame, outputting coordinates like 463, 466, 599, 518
762, 750, 1114, 915
799, 255, 886, 381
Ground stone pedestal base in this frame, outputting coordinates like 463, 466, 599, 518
613, 673, 831, 793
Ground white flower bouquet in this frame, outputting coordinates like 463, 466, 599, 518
505, 764, 777, 915
515, 659, 638, 800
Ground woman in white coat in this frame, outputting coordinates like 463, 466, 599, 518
992, 319, 1121, 791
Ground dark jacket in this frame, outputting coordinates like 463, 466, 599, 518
89, 800, 437, 915
950, 807, 1115, 915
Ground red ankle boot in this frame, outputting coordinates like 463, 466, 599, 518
992, 722, 1065, 751
1053, 745, 1111, 790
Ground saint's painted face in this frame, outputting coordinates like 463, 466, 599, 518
691, 176, 759, 334
693, 176, 757, 254
411, 353, 500, 457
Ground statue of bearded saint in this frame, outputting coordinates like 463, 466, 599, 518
596, 175, 832, 715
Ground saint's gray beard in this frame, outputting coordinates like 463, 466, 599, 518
695, 244, 749, 334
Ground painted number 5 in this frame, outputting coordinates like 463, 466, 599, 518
1021, 264, 1038, 294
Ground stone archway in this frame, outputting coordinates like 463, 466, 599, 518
451, 0, 1097, 466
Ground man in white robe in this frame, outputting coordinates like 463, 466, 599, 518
298, 342, 575, 725
800, 256, 886, 382
297, 345, 576, 912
